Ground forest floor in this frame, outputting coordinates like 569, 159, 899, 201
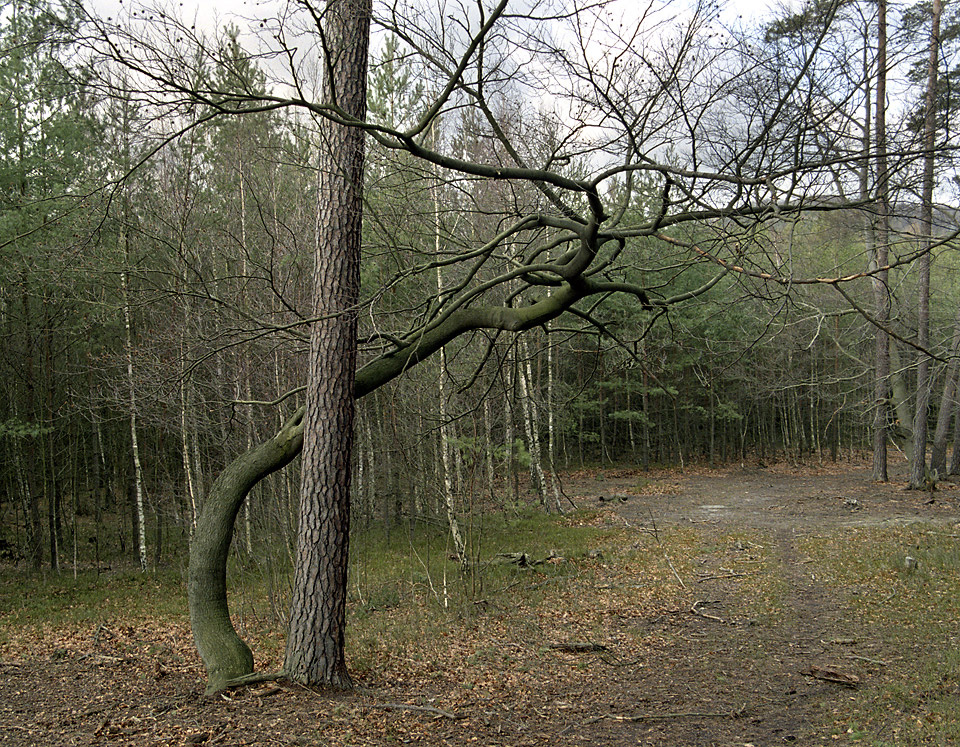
2, 455, 960, 746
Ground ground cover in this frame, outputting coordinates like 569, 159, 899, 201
1, 456, 957, 746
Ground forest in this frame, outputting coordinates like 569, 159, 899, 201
3, 0, 960, 732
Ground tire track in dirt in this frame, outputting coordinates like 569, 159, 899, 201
582, 526, 854, 746
572, 462, 946, 746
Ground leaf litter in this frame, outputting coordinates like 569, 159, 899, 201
1, 456, 958, 746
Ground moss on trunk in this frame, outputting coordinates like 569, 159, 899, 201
188, 407, 304, 694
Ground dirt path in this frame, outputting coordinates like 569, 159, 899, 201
563, 458, 960, 745
581, 458, 956, 531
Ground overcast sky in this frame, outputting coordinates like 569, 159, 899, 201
89, 0, 795, 36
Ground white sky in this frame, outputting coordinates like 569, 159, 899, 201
90, 0, 795, 36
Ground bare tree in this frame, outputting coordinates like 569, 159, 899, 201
79, 0, 929, 691
909, 0, 943, 490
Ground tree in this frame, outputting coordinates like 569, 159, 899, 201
873, 0, 892, 481
909, 0, 943, 490
0, 0, 103, 569
79, 0, 943, 692
283, 0, 371, 689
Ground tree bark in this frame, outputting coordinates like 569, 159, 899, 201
951, 406, 960, 475
871, 0, 889, 482
909, 0, 941, 489
545, 324, 562, 512
930, 307, 960, 476
121, 264, 147, 573
189, 407, 305, 694
519, 337, 548, 507
433, 138, 466, 562
283, 0, 370, 691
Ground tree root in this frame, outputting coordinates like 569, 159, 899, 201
223, 670, 288, 689
363, 703, 465, 720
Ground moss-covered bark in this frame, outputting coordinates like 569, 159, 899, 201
188, 407, 304, 694
189, 276, 656, 693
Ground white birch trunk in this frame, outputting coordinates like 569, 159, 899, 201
484, 397, 495, 500
432, 136, 465, 562
546, 326, 562, 512
122, 265, 148, 573
180, 376, 198, 532
519, 337, 547, 507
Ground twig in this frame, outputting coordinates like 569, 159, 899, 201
548, 642, 608, 653
596, 653, 646, 668
691, 600, 729, 624
846, 654, 889, 666
664, 555, 688, 589
364, 703, 465, 720
696, 572, 749, 582
800, 665, 860, 687
596, 704, 746, 723
642, 511, 687, 589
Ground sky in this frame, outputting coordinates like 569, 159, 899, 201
89, 0, 795, 36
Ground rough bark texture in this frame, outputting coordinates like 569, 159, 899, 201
951, 407, 960, 475
283, 0, 370, 690
909, 0, 941, 489
188, 407, 304, 694
871, 0, 889, 482
930, 307, 960, 476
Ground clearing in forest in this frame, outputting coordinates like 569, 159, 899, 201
1, 456, 958, 746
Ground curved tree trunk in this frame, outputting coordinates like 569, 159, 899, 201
189, 406, 304, 694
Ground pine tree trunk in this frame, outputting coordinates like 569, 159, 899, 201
889, 341, 914, 460
950, 406, 960, 475
283, 0, 370, 690
871, 0, 890, 481
18, 282, 43, 570
930, 308, 960, 476
909, 0, 941, 489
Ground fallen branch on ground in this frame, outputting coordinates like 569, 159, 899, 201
846, 654, 889, 666
364, 703, 465, 720
548, 642, 608, 653
588, 704, 746, 725
800, 664, 860, 687
224, 670, 287, 688
696, 572, 750, 582
493, 551, 566, 567
691, 600, 729, 624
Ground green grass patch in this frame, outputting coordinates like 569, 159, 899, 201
0, 567, 187, 641
342, 507, 658, 676
801, 525, 960, 746
0, 505, 696, 702
348, 508, 610, 608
